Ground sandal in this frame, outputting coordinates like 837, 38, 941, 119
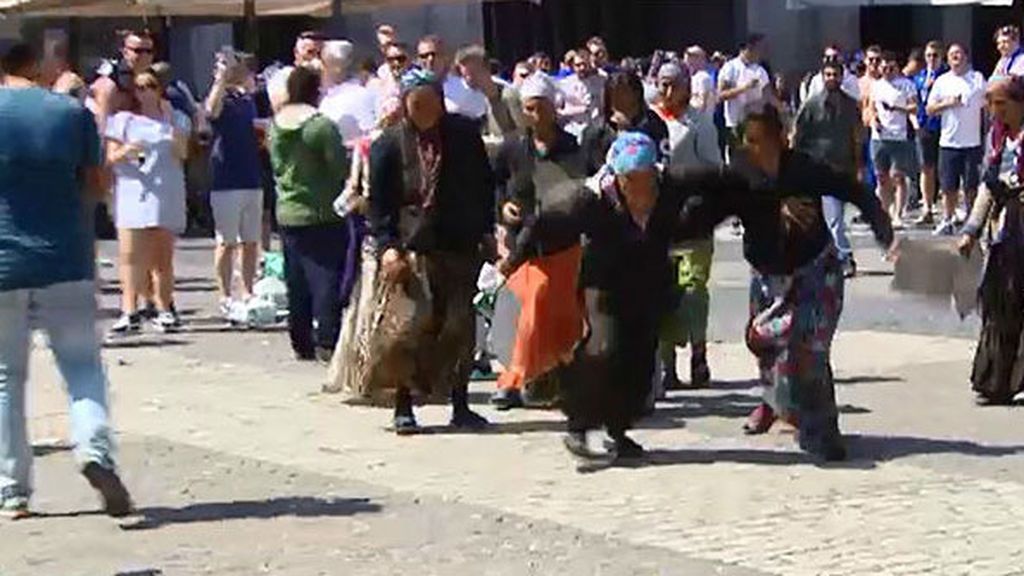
743, 403, 777, 435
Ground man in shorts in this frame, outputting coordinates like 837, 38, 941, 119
868, 51, 918, 227
205, 48, 264, 314
927, 43, 986, 235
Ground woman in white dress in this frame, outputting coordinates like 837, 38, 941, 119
105, 71, 190, 334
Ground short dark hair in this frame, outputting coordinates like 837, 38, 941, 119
1, 43, 38, 77
995, 24, 1020, 42
287, 66, 321, 107
385, 41, 409, 53
865, 44, 883, 55
741, 33, 765, 51
907, 48, 924, 63
602, 71, 645, 123
742, 104, 785, 138
881, 50, 900, 64
925, 40, 944, 53
821, 60, 845, 76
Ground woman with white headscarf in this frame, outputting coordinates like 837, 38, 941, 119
489, 72, 588, 410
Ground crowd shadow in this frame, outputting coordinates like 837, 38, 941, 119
117, 496, 381, 531
577, 434, 1024, 473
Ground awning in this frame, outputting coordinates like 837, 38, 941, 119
787, 0, 1012, 7
0, 0, 536, 18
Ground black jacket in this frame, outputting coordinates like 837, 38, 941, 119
369, 114, 496, 255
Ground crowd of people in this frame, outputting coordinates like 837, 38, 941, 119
3, 20, 1024, 517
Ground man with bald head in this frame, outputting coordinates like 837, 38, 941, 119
684, 46, 716, 116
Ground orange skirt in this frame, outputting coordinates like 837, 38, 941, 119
497, 244, 584, 391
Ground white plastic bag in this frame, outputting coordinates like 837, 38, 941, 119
253, 277, 288, 311
228, 297, 278, 328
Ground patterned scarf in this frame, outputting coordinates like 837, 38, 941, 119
415, 125, 443, 209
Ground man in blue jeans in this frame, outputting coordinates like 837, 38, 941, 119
0, 44, 131, 519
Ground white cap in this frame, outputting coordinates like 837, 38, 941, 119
518, 72, 557, 102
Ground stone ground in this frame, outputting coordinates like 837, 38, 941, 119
3, 232, 1024, 576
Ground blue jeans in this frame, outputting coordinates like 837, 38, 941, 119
822, 196, 852, 261
0, 280, 114, 498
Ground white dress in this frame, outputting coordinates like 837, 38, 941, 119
106, 111, 189, 233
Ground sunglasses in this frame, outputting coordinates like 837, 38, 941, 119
387, 54, 408, 63
925, 52, 940, 58
135, 84, 159, 92
128, 46, 154, 55
418, 51, 438, 60
866, 56, 881, 63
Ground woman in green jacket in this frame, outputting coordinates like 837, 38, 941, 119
270, 66, 349, 362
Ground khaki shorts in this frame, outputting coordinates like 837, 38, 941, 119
210, 189, 263, 245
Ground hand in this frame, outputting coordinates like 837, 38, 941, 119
380, 248, 408, 282
744, 78, 760, 91
502, 202, 523, 226
120, 143, 144, 163
957, 234, 976, 258
497, 258, 515, 278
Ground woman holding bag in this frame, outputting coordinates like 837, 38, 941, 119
106, 70, 190, 335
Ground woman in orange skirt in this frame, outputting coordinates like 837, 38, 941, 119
491, 73, 587, 410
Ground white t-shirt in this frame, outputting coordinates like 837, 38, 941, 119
927, 69, 986, 149
690, 69, 717, 113
443, 74, 489, 120
870, 76, 916, 141
718, 57, 770, 128
319, 79, 378, 145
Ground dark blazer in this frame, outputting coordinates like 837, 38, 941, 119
369, 114, 496, 255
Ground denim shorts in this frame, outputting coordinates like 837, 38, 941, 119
917, 129, 941, 168
938, 146, 983, 192
870, 139, 915, 176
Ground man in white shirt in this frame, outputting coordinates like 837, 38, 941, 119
927, 43, 987, 235
416, 35, 489, 121
800, 45, 861, 102
558, 48, 606, 140
268, 31, 325, 112
992, 25, 1024, 80
867, 51, 918, 227
319, 40, 378, 146
684, 45, 716, 117
717, 34, 772, 157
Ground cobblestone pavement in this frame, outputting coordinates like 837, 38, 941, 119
3, 239, 1023, 576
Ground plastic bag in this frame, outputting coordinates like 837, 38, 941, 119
228, 297, 278, 328
253, 277, 288, 311
262, 251, 285, 281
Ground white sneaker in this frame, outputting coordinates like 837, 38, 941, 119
153, 311, 180, 333
933, 219, 957, 237
108, 313, 141, 336
218, 298, 233, 319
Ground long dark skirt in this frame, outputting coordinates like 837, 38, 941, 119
560, 288, 659, 435
971, 222, 1024, 403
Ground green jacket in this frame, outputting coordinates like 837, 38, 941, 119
270, 104, 348, 227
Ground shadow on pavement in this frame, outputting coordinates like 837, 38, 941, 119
578, 434, 1024, 474
32, 443, 72, 457
119, 496, 382, 531
835, 375, 904, 385
102, 338, 191, 349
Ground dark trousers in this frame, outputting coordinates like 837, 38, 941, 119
281, 223, 348, 354
560, 289, 658, 436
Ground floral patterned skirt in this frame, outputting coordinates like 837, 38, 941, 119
747, 248, 845, 439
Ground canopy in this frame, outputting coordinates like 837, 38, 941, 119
0, 0, 534, 17
787, 0, 1012, 7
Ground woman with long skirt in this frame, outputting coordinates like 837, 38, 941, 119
676, 107, 895, 461
490, 72, 587, 410
958, 77, 1024, 406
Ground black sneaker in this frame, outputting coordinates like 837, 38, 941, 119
139, 302, 158, 321
450, 409, 489, 430
108, 313, 141, 336
392, 414, 420, 435
799, 433, 848, 463
82, 462, 133, 518
842, 258, 858, 279
490, 388, 525, 411
606, 433, 645, 460
661, 370, 684, 391
293, 348, 316, 362
689, 357, 711, 389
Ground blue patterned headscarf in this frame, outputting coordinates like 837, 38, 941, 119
400, 67, 440, 95
607, 131, 658, 175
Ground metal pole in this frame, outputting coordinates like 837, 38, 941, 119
244, 0, 258, 53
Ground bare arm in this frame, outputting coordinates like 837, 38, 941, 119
204, 74, 229, 120
926, 95, 960, 117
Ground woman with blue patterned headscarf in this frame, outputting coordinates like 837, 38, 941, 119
503, 131, 740, 462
